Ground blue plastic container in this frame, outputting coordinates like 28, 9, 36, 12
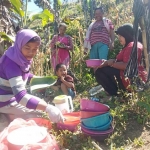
81, 116, 113, 131
81, 112, 110, 128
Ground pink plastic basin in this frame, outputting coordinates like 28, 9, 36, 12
57, 112, 80, 132
86, 59, 103, 68
81, 124, 114, 135
80, 110, 109, 119
80, 99, 110, 112
82, 130, 113, 142
82, 124, 114, 142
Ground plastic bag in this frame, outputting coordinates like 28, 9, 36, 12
0, 118, 60, 150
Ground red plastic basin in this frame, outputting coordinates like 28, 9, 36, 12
26, 118, 52, 129
57, 112, 80, 132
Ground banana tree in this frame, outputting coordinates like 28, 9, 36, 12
9, 0, 54, 28
28, 9, 54, 28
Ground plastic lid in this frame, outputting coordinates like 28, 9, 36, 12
7, 126, 47, 145
53, 95, 67, 104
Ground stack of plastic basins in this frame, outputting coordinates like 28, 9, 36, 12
80, 99, 113, 142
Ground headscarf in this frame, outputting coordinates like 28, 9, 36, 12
115, 23, 134, 47
1, 29, 41, 72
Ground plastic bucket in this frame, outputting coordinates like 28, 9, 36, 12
55, 103, 70, 114
53, 95, 74, 114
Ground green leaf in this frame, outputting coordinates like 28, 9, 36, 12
30, 76, 57, 92
0, 32, 15, 42
29, 13, 42, 20
10, 0, 22, 9
42, 9, 54, 22
57, 0, 62, 6
63, 17, 72, 24
28, 9, 54, 27
9, 0, 24, 17
42, 19, 48, 27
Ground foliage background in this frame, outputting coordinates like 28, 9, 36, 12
1, 0, 150, 150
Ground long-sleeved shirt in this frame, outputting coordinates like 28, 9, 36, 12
116, 42, 147, 88
0, 56, 40, 109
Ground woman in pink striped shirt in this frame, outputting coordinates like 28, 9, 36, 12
84, 7, 115, 60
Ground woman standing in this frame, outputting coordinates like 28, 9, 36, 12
84, 7, 115, 60
50, 23, 73, 70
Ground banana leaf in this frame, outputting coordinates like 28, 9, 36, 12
30, 76, 57, 93
0, 32, 15, 42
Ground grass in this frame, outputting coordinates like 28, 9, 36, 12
36, 84, 150, 150
30, 0, 150, 147
32, 45, 150, 149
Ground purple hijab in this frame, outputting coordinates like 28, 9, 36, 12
2, 29, 41, 72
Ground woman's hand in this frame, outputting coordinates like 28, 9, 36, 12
60, 76, 65, 81
84, 48, 88, 55
95, 59, 115, 71
107, 59, 115, 66
64, 45, 69, 49
95, 59, 108, 70
45, 104, 64, 123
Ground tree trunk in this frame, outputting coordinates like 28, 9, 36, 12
0, 41, 4, 57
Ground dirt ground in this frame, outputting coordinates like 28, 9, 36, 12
123, 120, 150, 150
0, 95, 150, 150
97, 119, 150, 150
0, 113, 150, 150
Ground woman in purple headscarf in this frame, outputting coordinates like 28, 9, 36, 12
0, 29, 63, 123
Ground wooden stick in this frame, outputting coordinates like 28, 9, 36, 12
91, 141, 103, 150
49, 48, 54, 73
78, 28, 82, 77
139, 17, 149, 74
56, 45, 58, 68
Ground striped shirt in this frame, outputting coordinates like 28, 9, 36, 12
90, 20, 114, 46
0, 56, 40, 109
